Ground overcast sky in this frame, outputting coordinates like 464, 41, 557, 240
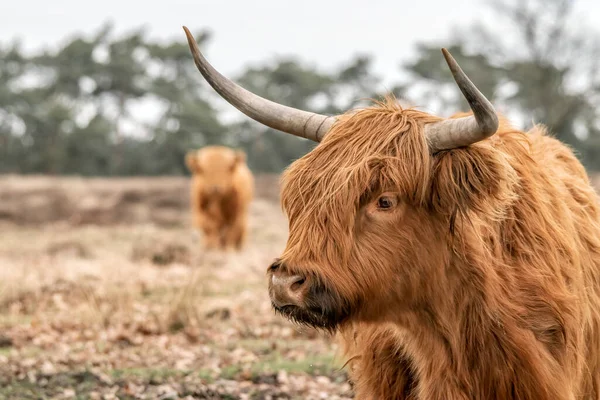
1, 0, 598, 89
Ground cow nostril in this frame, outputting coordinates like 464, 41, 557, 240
270, 272, 307, 308
290, 276, 306, 292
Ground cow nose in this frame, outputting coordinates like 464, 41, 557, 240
270, 272, 306, 308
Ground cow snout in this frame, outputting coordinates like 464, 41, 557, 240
208, 185, 222, 195
269, 270, 307, 308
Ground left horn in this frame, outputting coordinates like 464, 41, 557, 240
182, 26, 336, 142
424, 48, 499, 152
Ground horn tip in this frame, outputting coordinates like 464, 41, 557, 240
182, 26, 198, 52
441, 48, 458, 71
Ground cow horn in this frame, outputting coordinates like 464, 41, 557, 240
424, 48, 499, 152
182, 26, 336, 142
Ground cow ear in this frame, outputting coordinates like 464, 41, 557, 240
229, 150, 246, 172
234, 150, 246, 164
185, 152, 199, 173
429, 145, 518, 218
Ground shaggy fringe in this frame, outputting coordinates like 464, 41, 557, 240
278, 98, 600, 399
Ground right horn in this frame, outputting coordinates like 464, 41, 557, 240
424, 48, 499, 152
183, 26, 336, 142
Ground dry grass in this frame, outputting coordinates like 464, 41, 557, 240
0, 174, 281, 227
0, 175, 352, 399
8, 173, 596, 399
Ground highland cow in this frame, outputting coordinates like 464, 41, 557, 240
186, 146, 254, 250
184, 26, 600, 399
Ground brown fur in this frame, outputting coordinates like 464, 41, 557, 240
273, 99, 600, 399
186, 146, 254, 250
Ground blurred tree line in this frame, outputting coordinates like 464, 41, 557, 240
1, 0, 600, 175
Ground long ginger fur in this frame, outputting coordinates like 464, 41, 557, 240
278, 98, 600, 399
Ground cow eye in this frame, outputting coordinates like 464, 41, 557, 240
377, 196, 396, 210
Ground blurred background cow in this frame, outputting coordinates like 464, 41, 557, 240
185, 146, 254, 250
3, 0, 600, 398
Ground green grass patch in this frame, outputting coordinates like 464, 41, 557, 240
251, 352, 341, 376
0, 370, 103, 400
110, 367, 190, 383
0, 344, 44, 358
0, 347, 12, 356
0, 313, 34, 327
220, 364, 244, 380
197, 368, 215, 383
216, 350, 344, 382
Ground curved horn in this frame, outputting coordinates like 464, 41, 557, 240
424, 48, 499, 152
182, 26, 335, 142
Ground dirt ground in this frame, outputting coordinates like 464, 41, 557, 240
0, 175, 353, 400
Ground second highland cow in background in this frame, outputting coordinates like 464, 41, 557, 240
186, 146, 254, 250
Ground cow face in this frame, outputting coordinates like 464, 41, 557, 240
267, 105, 518, 331
267, 106, 443, 330
186, 146, 246, 198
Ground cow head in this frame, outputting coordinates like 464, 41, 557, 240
186, 146, 246, 197
183, 27, 516, 331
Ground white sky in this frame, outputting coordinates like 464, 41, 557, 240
1, 0, 597, 86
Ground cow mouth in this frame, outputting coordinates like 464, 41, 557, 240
273, 304, 345, 332
271, 284, 351, 332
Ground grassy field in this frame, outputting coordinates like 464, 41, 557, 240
0, 175, 352, 399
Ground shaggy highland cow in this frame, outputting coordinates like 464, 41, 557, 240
186, 146, 254, 250
184, 26, 600, 399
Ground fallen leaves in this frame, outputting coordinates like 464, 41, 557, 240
0, 188, 354, 399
